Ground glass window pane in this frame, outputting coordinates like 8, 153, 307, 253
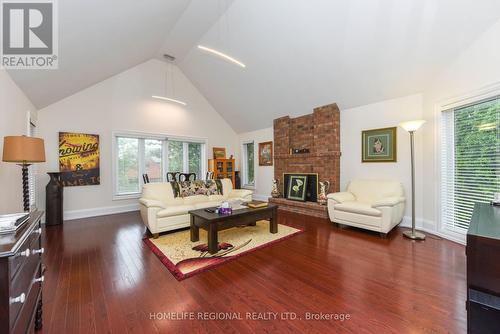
168, 141, 183, 172
246, 143, 254, 185
117, 137, 139, 194
188, 143, 202, 178
145, 139, 163, 183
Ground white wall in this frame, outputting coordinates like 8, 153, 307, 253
238, 127, 274, 200
340, 94, 424, 218
0, 69, 36, 214
420, 18, 500, 240
236, 94, 425, 217
36, 59, 239, 219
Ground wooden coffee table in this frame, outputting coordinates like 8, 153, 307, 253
189, 204, 278, 254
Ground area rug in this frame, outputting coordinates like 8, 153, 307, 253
144, 221, 303, 281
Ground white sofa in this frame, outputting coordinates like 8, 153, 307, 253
327, 179, 405, 236
139, 179, 253, 237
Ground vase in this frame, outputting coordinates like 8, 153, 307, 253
271, 179, 281, 198
46, 172, 63, 226
318, 181, 330, 205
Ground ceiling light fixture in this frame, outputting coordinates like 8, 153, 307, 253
152, 54, 187, 106
197, 45, 246, 68
151, 95, 187, 106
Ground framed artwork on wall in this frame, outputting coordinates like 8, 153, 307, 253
212, 147, 226, 159
258, 141, 273, 166
59, 132, 100, 186
287, 174, 308, 201
362, 127, 397, 162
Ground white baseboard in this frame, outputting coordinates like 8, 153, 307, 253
400, 216, 466, 245
63, 203, 140, 221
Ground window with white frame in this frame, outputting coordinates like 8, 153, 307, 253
28, 117, 37, 209
242, 141, 255, 187
440, 96, 499, 233
114, 133, 206, 197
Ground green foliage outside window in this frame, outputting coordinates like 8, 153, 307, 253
452, 98, 499, 228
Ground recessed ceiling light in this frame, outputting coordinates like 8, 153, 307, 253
152, 95, 187, 106
197, 45, 246, 68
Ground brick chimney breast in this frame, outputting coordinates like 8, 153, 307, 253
273, 103, 340, 197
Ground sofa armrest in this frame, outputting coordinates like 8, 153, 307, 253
327, 192, 355, 204
139, 198, 167, 209
371, 196, 405, 208
228, 189, 253, 202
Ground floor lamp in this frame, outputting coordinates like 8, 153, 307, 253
399, 120, 426, 240
2, 136, 46, 212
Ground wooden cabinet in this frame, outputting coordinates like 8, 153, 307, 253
208, 159, 235, 185
0, 211, 44, 334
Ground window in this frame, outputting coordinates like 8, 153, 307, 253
144, 139, 163, 183
28, 117, 36, 209
117, 137, 140, 194
167, 141, 202, 177
441, 96, 500, 233
114, 133, 206, 197
242, 142, 255, 187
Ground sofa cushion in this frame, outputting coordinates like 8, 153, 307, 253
157, 205, 195, 218
221, 178, 234, 198
334, 202, 382, 217
208, 194, 225, 202
182, 195, 210, 205
142, 182, 177, 205
347, 179, 404, 204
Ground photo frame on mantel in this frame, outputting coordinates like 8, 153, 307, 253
362, 127, 397, 162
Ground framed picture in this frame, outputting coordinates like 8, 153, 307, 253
213, 147, 226, 159
59, 132, 100, 186
287, 174, 308, 201
362, 127, 397, 162
258, 141, 273, 166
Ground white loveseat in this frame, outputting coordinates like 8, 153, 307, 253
139, 179, 253, 237
327, 179, 405, 236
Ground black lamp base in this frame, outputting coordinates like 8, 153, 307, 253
19, 163, 31, 212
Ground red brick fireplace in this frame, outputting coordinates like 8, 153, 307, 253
269, 103, 340, 218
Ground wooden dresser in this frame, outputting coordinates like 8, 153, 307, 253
0, 211, 44, 334
466, 203, 500, 333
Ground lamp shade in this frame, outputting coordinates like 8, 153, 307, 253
2, 136, 46, 163
399, 120, 426, 132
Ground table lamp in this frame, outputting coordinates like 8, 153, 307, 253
2, 136, 46, 212
398, 120, 426, 240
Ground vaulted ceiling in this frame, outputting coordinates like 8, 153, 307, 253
8, 0, 500, 133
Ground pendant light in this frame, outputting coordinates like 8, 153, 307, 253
197, 45, 245, 68
198, 0, 246, 68
152, 54, 187, 106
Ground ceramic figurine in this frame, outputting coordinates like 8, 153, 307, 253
271, 179, 281, 198
318, 180, 330, 205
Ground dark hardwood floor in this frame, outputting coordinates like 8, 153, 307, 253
39, 211, 466, 334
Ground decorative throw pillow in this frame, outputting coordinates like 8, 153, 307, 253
179, 180, 208, 197
205, 179, 223, 196
170, 181, 181, 198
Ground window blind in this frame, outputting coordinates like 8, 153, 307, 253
441, 97, 500, 232
28, 121, 37, 209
